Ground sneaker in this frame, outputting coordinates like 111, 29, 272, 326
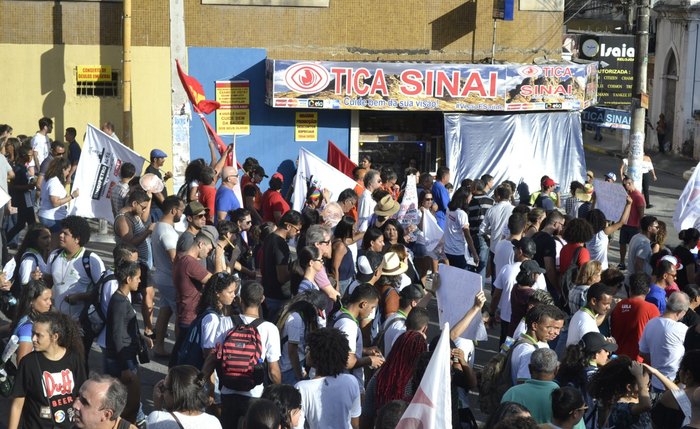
617, 262, 626, 270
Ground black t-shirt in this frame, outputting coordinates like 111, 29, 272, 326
682, 308, 700, 328
533, 231, 557, 290
10, 163, 30, 208
12, 350, 86, 429
261, 233, 291, 300
674, 245, 695, 288
685, 324, 700, 351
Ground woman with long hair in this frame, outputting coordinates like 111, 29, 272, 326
9, 280, 52, 364
8, 312, 86, 429
652, 220, 670, 254
589, 356, 677, 429
11, 225, 51, 288
413, 190, 439, 258
382, 218, 408, 249
197, 272, 239, 353
331, 216, 357, 295
524, 208, 546, 238
363, 330, 428, 427
275, 290, 326, 385
444, 188, 478, 270
289, 246, 324, 296
261, 384, 302, 429
674, 228, 700, 288
37, 157, 78, 236
586, 199, 632, 269
356, 227, 385, 284
149, 365, 222, 429
567, 260, 603, 314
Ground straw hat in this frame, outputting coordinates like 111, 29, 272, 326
374, 195, 400, 217
575, 183, 594, 202
381, 252, 408, 276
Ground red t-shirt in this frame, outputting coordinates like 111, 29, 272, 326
198, 184, 216, 224
559, 243, 591, 274
626, 190, 646, 228
611, 297, 660, 361
173, 254, 210, 326
261, 189, 290, 223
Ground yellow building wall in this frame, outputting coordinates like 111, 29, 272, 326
0, 44, 172, 190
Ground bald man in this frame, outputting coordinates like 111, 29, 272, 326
215, 165, 241, 223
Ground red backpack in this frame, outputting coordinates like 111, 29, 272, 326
215, 315, 265, 391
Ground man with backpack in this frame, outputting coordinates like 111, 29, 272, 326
566, 283, 615, 346
217, 282, 281, 429
47, 216, 106, 367
510, 304, 566, 385
378, 285, 426, 356
334, 283, 385, 393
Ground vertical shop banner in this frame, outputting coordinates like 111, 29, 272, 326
216, 80, 250, 135
573, 34, 635, 106
70, 124, 146, 223
295, 112, 318, 141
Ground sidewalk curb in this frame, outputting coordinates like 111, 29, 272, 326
584, 143, 689, 179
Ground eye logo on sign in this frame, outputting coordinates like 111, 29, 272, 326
518, 65, 542, 78
284, 63, 331, 94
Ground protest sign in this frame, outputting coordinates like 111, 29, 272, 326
436, 264, 487, 341
292, 147, 357, 211
592, 178, 628, 221
70, 124, 146, 223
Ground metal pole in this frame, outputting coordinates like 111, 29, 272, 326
123, 0, 132, 148
627, 0, 650, 191
491, 19, 497, 64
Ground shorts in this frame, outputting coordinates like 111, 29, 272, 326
39, 216, 63, 233
156, 282, 177, 312
138, 263, 152, 292
620, 225, 640, 245
104, 356, 138, 377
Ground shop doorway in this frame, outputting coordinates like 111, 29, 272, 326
358, 111, 445, 180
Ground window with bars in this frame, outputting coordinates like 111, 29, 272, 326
76, 71, 119, 97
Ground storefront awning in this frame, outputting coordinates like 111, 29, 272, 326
265, 59, 598, 112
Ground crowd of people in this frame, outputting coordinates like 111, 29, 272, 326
2, 118, 700, 429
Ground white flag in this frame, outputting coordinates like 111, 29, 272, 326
70, 124, 146, 223
421, 209, 444, 253
674, 163, 700, 232
397, 322, 453, 428
293, 147, 357, 212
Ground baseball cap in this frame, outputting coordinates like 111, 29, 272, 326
184, 201, 209, 216
199, 225, 219, 247
661, 255, 684, 270
512, 237, 537, 257
272, 172, 284, 181
150, 149, 167, 159
520, 259, 546, 274
580, 332, 618, 354
253, 165, 268, 177
605, 172, 617, 181
542, 178, 557, 188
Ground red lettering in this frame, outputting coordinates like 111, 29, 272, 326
400, 70, 423, 96
43, 370, 74, 398
425, 70, 434, 96
353, 68, 371, 96
435, 71, 460, 97
460, 72, 487, 97
330, 68, 350, 94
370, 69, 388, 96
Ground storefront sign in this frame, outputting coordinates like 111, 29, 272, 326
581, 106, 631, 129
215, 80, 250, 135
76, 65, 112, 82
266, 60, 598, 112
295, 112, 318, 141
573, 34, 635, 107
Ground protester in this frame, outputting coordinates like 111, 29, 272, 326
431, 166, 451, 229
261, 173, 289, 223
215, 166, 241, 223
510, 304, 566, 384
73, 374, 137, 429
611, 273, 660, 362
444, 187, 478, 270
586, 201, 632, 270
260, 385, 302, 429
674, 228, 700, 288
331, 216, 357, 295
619, 176, 647, 270
176, 201, 208, 253
566, 283, 615, 346
650, 350, 700, 428
468, 179, 495, 278
9, 279, 52, 363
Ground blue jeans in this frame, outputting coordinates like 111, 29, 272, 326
473, 235, 490, 280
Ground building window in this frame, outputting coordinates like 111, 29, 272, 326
202, 0, 329, 6
76, 71, 120, 97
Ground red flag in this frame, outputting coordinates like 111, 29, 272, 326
326, 140, 356, 179
175, 60, 221, 115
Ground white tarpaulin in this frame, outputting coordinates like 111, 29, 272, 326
674, 163, 700, 232
293, 147, 357, 211
444, 112, 586, 200
70, 124, 146, 223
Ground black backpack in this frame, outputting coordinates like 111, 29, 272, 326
177, 308, 218, 368
560, 246, 584, 314
79, 268, 116, 339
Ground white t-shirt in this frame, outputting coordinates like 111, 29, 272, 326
587, 230, 609, 270
97, 273, 120, 349
48, 248, 105, 320
493, 261, 546, 322
216, 315, 280, 397
510, 338, 549, 384
566, 308, 599, 346
480, 201, 514, 252
334, 316, 364, 393
295, 374, 361, 429
280, 312, 306, 372
357, 189, 376, 233
444, 209, 470, 256
512, 319, 527, 339
639, 317, 688, 390
31, 132, 50, 167
627, 234, 652, 275
493, 238, 515, 280
201, 313, 234, 349
38, 177, 68, 220
152, 222, 179, 286
18, 251, 49, 286
147, 410, 222, 429
383, 316, 407, 357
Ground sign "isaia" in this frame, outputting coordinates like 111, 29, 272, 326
601, 43, 635, 58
